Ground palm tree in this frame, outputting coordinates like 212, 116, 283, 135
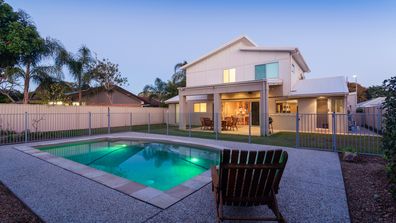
171, 61, 187, 87
19, 37, 64, 104
56, 46, 94, 104
140, 77, 168, 102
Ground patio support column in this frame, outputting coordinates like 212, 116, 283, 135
178, 93, 187, 130
260, 80, 269, 136
213, 93, 222, 133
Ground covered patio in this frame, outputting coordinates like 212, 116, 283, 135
178, 80, 270, 136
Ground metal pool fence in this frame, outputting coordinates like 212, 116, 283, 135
0, 111, 383, 155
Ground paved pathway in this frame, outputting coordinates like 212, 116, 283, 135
0, 132, 350, 222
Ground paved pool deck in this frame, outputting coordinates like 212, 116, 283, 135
0, 132, 350, 223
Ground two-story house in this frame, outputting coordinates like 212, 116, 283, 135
165, 36, 349, 136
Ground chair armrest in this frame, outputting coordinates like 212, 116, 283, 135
211, 166, 219, 190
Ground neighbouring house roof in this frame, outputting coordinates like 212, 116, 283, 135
240, 47, 310, 72
357, 97, 385, 108
66, 85, 159, 107
181, 36, 257, 69
289, 76, 349, 97
165, 95, 209, 104
137, 96, 161, 107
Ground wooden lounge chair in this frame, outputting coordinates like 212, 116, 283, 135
211, 149, 288, 222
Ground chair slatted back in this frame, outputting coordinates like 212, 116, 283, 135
219, 149, 288, 206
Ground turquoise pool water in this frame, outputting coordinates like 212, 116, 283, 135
38, 140, 219, 191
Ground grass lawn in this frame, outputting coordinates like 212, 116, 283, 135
130, 124, 383, 154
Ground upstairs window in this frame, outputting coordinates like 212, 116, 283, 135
223, 68, 236, 83
255, 62, 279, 80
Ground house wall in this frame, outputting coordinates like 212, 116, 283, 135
167, 101, 213, 126
347, 92, 357, 113
290, 57, 305, 91
80, 90, 142, 106
185, 40, 293, 96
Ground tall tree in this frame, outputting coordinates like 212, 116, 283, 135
0, 66, 20, 103
172, 60, 187, 87
0, 0, 23, 68
366, 85, 386, 100
140, 61, 188, 104
56, 46, 94, 104
382, 76, 396, 198
90, 58, 128, 104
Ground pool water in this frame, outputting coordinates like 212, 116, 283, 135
38, 140, 219, 191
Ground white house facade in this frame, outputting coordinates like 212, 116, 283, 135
166, 36, 349, 136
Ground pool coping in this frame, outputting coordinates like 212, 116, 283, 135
13, 136, 218, 209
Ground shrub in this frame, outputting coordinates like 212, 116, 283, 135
382, 76, 396, 199
356, 107, 364, 113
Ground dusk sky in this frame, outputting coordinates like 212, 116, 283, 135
7, 0, 396, 94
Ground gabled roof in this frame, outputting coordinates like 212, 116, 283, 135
181, 36, 256, 69
357, 97, 385, 108
289, 76, 348, 97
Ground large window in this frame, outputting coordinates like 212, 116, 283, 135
331, 98, 344, 113
276, 100, 298, 113
255, 62, 279, 80
193, 102, 207, 113
223, 68, 236, 83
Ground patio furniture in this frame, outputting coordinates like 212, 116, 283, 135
269, 116, 273, 134
203, 118, 214, 130
224, 117, 233, 130
200, 117, 205, 130
211, 149, 288, 222
230, 116, 238, 131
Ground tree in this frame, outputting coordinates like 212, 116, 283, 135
139, 61, 187, 105
0, 0, 23, 67
171, 61, 187, 87
140, 77, 168, 103
91, 58, 128, 104
366, 85, 386, 100
34, 81, 72, 104
56, 46, 94, 104
347, 82, 367, 103
0, 67, 21, 103
382, 76, 396, 199
1, 2, 64, 104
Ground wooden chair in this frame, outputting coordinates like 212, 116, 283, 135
211, 149, 288, 222
200, 117, 206, 130
203, 118, 214, 130
230, 116, 238, 131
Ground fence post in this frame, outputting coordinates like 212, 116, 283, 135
188, 112, 191, 137
215, 113, 218, 140
166, 110, 169, 135
148, 113, 150, 133
130, 112, 133, 131
107, 107, 110, 134
332, 112, 337, 152
248, 111, 252, 144
24, 112, 28, 143
88, 112, 92, 136
295, 110, 299, 148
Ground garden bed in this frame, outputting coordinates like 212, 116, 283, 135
0, 181, 42, 223
340, 154, 396, 223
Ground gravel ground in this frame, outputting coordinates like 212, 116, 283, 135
0, 181, 42, 223
340, 154, 396, 223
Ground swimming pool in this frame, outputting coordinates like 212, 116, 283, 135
37, 139, 219, 191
